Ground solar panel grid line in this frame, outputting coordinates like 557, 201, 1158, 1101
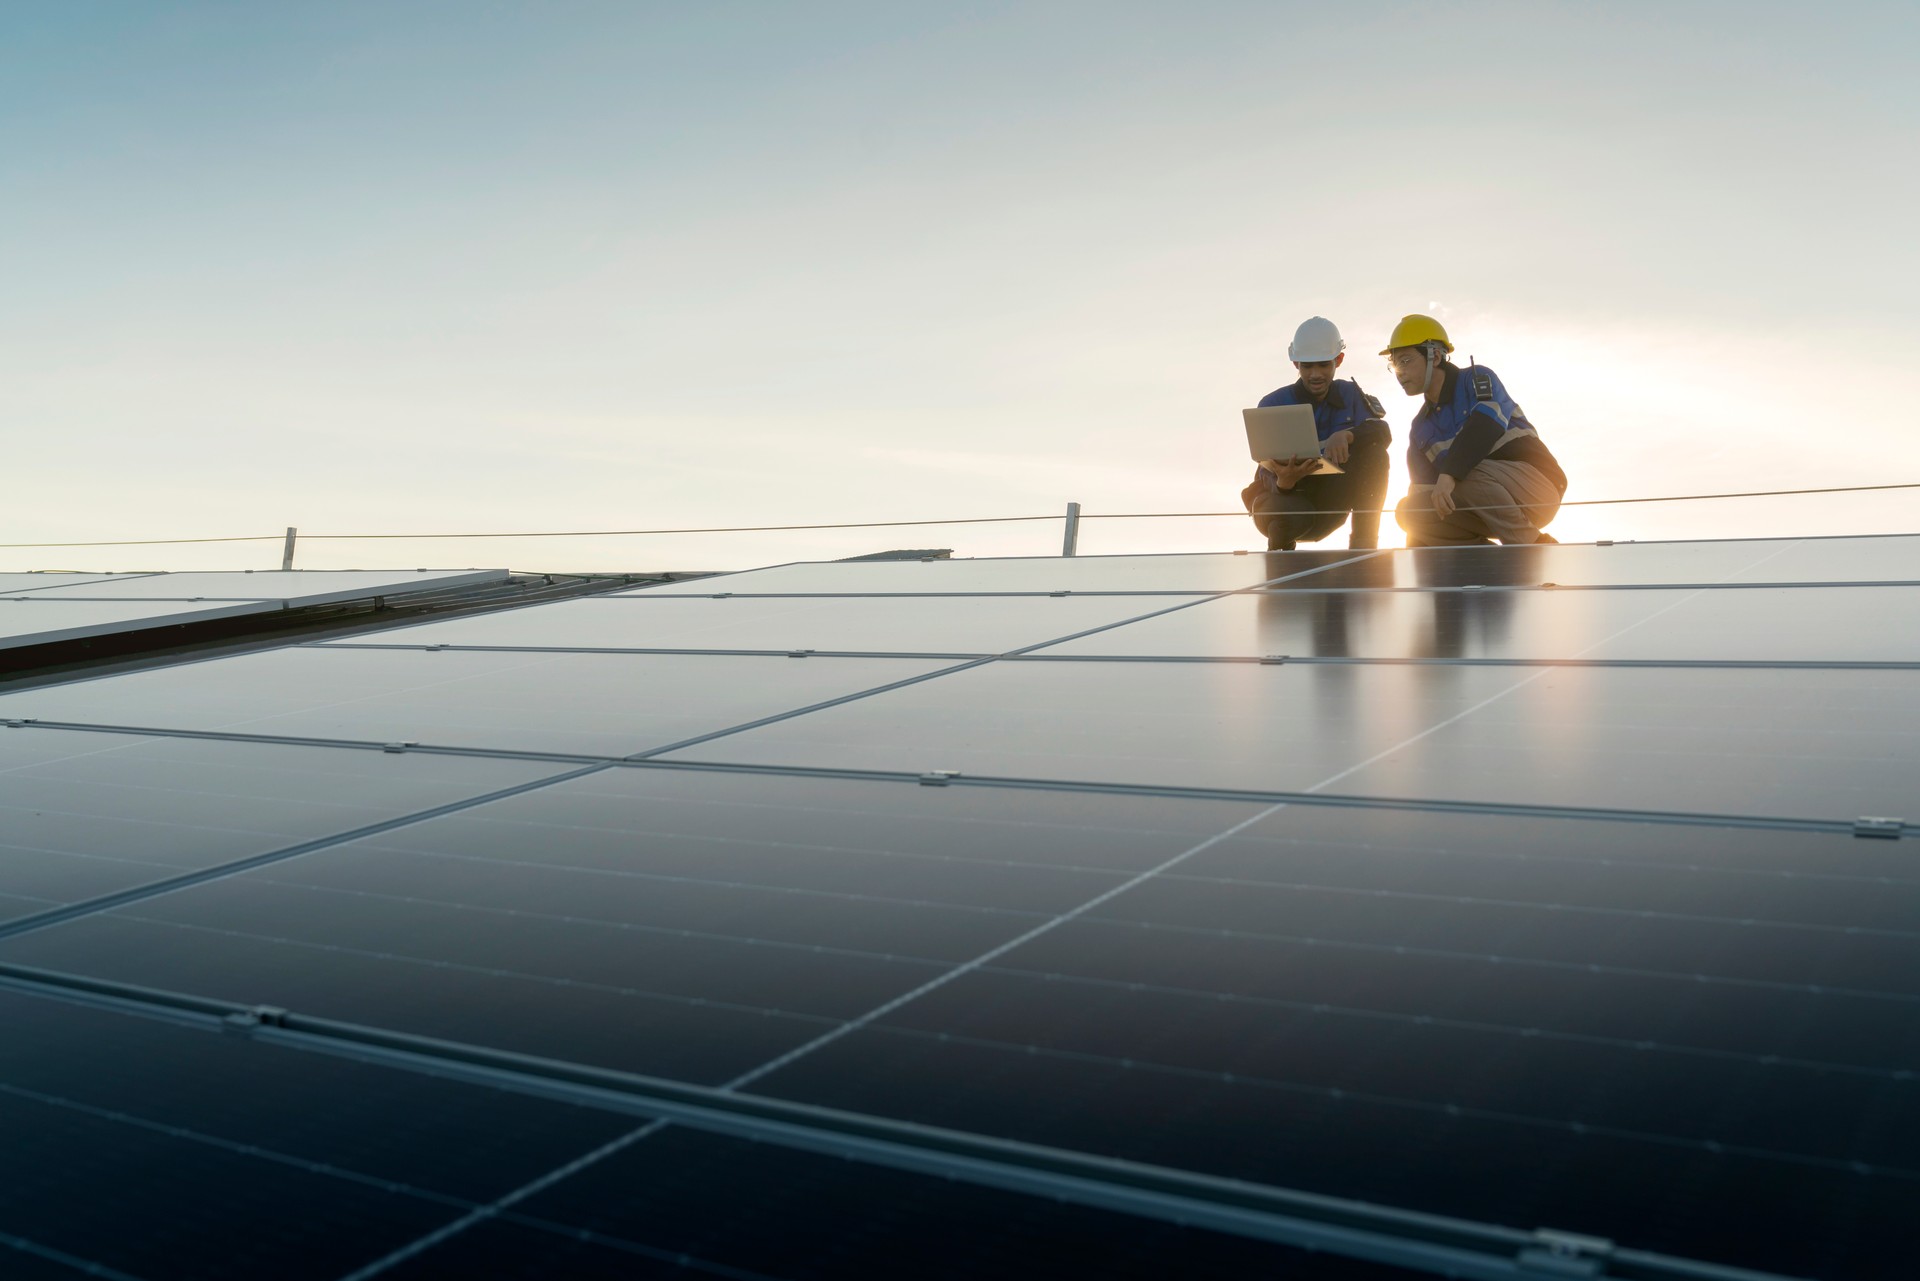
0, 925, 1820, 1275
265, 816, 1920, 938
0, 572, 166, 596
0, 719, 618, 766
1251, 580, 1920, 593
964, 962, 1905, 1081
615, 580, 1920, 596
234, 1002, 1810, 1281
209, 828, 1920, 991
1014, 655, 1920, 670
3, 720, 1906, 841
104, 910, 877, 1027
0, 983, 786, 1281
98, 871, 1916, 1073
613, 760, 1913, 838
826, 1021, 1920, 1181
297, 643, 1920, 672
0, 762, 614, 945
331, 1122, 676, 1281
1, 1230, 151, 1281
315, 642, 1003, 660
225, 998, 1561, 1281
346, 612, 1652, 1277
0, 1079, 480, 1212
609, 589, 1226, 598
614, 553, 1389, 763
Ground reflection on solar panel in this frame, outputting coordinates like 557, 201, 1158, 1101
0, 569, 510, 651
0, 535, 1912, 1279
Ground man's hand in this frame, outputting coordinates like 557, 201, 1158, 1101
1259, 455, 1323, 491
1322, 430, 1354, 466
1431, 473, 1458, 519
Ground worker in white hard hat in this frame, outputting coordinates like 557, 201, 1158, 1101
1380, 314, 1566, 546
1240, 316, 1392, 550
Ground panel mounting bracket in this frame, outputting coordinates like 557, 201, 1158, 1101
1517, 1227, 1614, 1277
1854, 816, 1905, 839
382, 741, 421, 754
1259, 655, 1289, 665
919, 770, 960, 787
222, 1005, 290, 1035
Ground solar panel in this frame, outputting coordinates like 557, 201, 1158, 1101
0, 573, 153, 596
0, 598, 266, 650
628, 548, 1356, 595
324, 593, 1201, 656
3, 569, 511, 603
0, 534, 1912, 1279
0, 569, 511, 653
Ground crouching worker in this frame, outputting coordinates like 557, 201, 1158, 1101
1240, 316, 1392, 551
1382, 314, 1567, 546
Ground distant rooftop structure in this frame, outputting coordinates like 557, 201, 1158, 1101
836, 547, 954, 561
0, 534, 1913, 1278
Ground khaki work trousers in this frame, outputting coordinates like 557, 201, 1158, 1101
1396, 459, 1563, 546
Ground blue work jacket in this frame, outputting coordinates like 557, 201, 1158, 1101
1407, 363, 1562, 490
1257, 378, 1390, 448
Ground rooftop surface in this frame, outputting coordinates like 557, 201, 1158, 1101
0, 535, 1914, 1279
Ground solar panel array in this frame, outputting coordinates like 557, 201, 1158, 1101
0, 569, 510, 652
0, 536, 1914, 1280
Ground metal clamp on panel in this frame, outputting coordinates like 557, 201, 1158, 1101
787, 649, 815, 658
1049, 591, 1070, 597
1, 718, 38, 728
711, 592, 733, 599
222, 1005, 290, 1035
1854, 816, 1905, 840
382, 741, 421, 754
1259, 655, 1289, 665
919, 770, 960, 787
1595, 539, 1614, 546
1517, 1228, 1614, 1277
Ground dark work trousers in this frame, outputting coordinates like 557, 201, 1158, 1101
1244, 440, 1390, 551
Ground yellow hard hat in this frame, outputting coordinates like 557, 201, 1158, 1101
1379, 314, 1453, 355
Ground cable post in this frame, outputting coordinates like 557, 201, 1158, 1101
281, 527, 297, 571
1062, 502, 1082, 557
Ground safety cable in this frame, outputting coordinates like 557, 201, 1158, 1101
0, 480, 1915, 549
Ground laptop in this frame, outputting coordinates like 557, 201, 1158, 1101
1242, 405, 1341, 474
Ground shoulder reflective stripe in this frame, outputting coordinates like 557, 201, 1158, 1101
1427, 424, 1535, 465
1470, 400, 1511, 429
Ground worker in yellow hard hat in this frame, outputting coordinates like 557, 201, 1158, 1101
1381, 315, 1566, 546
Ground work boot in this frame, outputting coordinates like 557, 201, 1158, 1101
1348, 509, 1381, 551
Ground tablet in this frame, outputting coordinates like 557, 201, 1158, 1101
1242, 405, 1342, 474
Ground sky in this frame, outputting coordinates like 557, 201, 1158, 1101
2, 0, 1915, 573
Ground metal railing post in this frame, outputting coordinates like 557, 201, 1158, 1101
1061, 502, 1081, 557
281, 527, 298, 571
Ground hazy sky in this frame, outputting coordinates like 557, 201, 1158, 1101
3, 1, 1915, 572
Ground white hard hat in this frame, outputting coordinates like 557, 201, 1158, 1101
1288, 316, 1346, 363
